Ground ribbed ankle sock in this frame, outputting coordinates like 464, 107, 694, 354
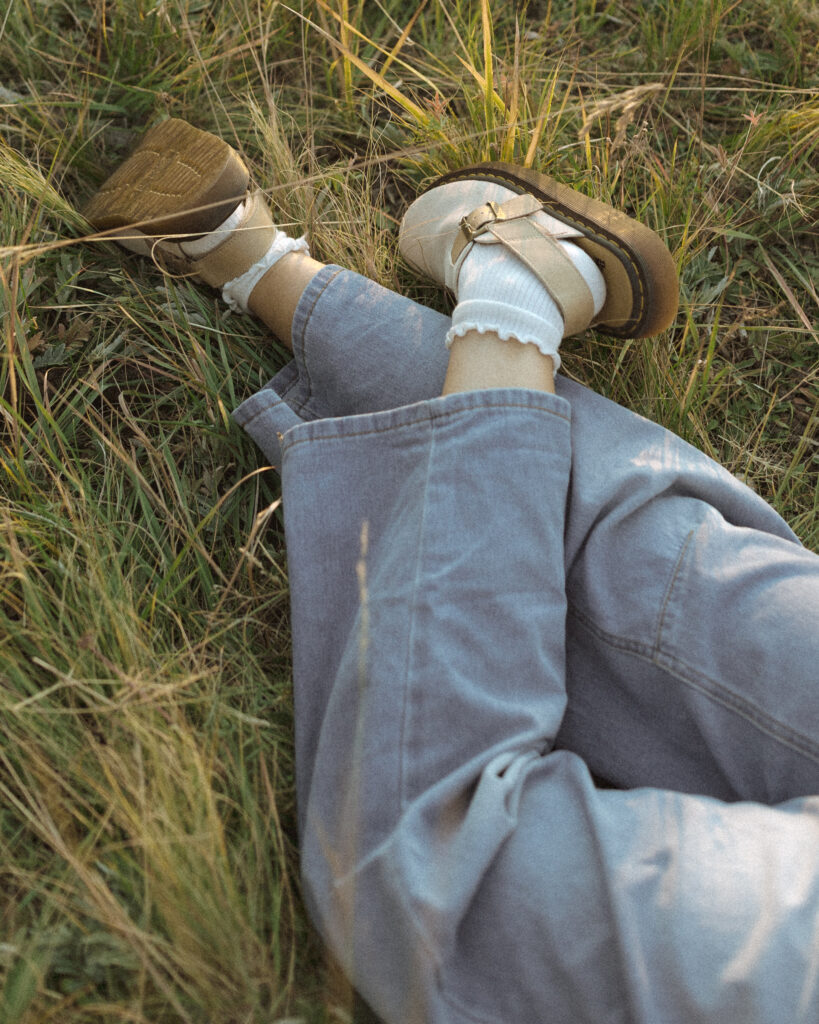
446, 195, 606, 371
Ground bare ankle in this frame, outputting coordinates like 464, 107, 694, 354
247, 251, 326, 347
442, 330, 556, 395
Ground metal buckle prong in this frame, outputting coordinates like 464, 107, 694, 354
459, 200, 503, 242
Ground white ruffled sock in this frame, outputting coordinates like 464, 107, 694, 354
447, 221, 606, 373
180, 199, 310, 314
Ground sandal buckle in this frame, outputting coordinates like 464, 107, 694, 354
459, 200, 503, 242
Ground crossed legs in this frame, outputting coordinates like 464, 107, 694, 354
271, 267, 819, 1023
86, 126, 819, 1022
216, 218, 819, 804
247, 257, 819, 795
246, 249, 559, 395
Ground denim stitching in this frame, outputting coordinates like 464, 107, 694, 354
280, 400, 570, 455
568, 603, 655, 657
236, 398, 286, 428
290, 266, 344, 407
567, 603, 819, 764
653, 527, 696, 654
398, 417, 435, 813
652, 646, 819, 762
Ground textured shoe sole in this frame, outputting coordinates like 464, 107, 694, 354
424, 162, 679, 338
83, 118, 249, 237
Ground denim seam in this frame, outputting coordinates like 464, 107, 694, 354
567, 604, 819, 764
235, 397, 288, 429
277, 394, 326, 422
568, 603, 654, 658
290, 266, 345, 408
280, 400, 570, 455
235, 389, 331, 431
651, 646, 819, 762
398, 420, 435, 814
653, 527, 696, 654
276, 373, 309, 406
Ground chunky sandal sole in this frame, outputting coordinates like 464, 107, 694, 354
83, 118, 249, 238
428, 162, 679, 339
82, 119, 282, 290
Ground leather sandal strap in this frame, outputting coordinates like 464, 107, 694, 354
452, 194, 595, 337
192, 191, 277, 287
489, 218, 595, 337
451, 193, 544, 262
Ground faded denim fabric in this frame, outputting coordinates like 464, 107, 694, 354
233, 266, 819, 1024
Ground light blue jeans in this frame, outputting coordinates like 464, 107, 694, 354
234, 266, 819, 1024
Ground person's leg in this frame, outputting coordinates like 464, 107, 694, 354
280, 317, 819, 1024
265, 170, 819, 1024
393, 166, 819, 804
279, 314, 573, 1022
83, 117, 456, 415
89, 125, 819, 1018
246, 249, 326, 345
442, 329, 555, 394
83, 117, 329, 350
274, 275, 819, 802
87, 122, 819, 805
554, 376, 819, 802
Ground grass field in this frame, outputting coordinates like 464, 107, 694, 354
1, 1, 817, 1021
